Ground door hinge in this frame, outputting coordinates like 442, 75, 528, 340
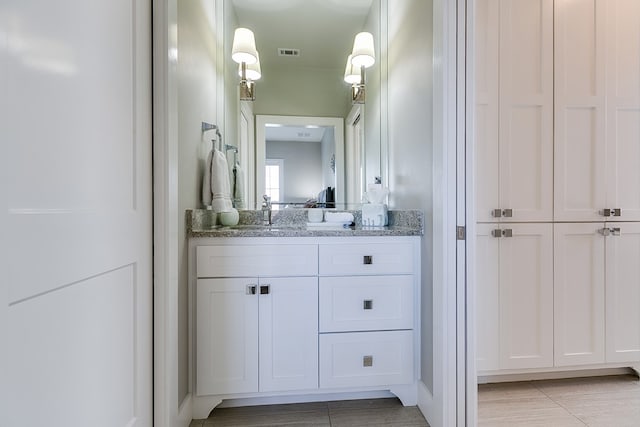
456, 226, 466, 241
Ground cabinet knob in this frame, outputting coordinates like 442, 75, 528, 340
260, 285, 270, 295
491, 209, 502, 218
246, 285, 257, 295
363, 255, 373, 265
491, 229, 502, 238
610, 227, 621, 236
603, 208, 622, 217
502, 209, 513, 218
502, 229, 513, 238
363, 355, 373, 367
363, 299, 373, 310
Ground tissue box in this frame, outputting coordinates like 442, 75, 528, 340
361, 203, 388, 227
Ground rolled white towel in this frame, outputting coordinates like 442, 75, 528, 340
324, 212, 354, 223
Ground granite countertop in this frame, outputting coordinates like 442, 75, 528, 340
187, 209, 423, 238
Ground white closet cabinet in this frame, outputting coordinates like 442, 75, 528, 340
475, 0, 554, 223
476, 223, 554, 372
554, 222, 640, 366
555, 0, 640, 222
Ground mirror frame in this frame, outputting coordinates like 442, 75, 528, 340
256, 115, 345, 209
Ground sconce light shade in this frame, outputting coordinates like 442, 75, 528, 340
232, 28, 258, 64
239, 53, 261, 81
343, 54, 361, 85
351, 32, 375, 68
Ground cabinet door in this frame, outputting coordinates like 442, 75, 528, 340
475, 0, 500, 223
498, 0, 554, 222
259, 277, 318, 392
606, 222, 640, 363
605, 1, 640, 222
499, 223, 553, 369
554, 0, 607, 221
196, 278, 259, 395
475, 224, 500, 372
554, 223, 605, 366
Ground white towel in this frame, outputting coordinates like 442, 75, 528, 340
324, 212, 355, 223
202, 150, 213, 207
202, 149, 233, 212
233, 163, 246, 209
210, 149, 234, 212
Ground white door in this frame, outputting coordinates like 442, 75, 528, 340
475, 224, 500, 372
1, 1, 152, 426
498, 0, 554, 223
605, 0, 640, 222
196, 278, 259, 395
605, 222, 640, 363
259, 277, 318, 392
554, 0, 607, 222
554, 223, 605, 366
499, 223, 553, 370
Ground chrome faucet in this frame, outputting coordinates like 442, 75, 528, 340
261, 194, 272, 225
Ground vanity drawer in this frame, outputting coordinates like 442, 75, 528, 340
319, 276, 414, 332
318, 242, 414, 275
196, 244, 318, 278
319, 330, 413, 388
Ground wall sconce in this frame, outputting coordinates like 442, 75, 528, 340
345, 32, 375, 104
232, 27, 260, 101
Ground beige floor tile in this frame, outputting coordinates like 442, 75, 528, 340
329, 406, 429, 427
189, 420, 204, 427
478, 381, 547, 402
534, 375, 640, 399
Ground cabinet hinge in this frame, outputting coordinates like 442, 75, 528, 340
456, 226, 466, 241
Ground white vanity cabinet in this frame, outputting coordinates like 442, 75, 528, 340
191, 235, 420, 416
195, 244, 319, 396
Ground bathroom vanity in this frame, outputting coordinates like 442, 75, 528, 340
187, 209, 423, 418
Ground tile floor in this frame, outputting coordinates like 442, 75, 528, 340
478, 374, 640, 426
189, 397, 429, 427
189, 374, 639, 426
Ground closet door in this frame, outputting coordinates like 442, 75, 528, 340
498, 0, 553, 222
475, 0, 500, 223
554, 0, 607, 221
499, 223, 553, 370
605, 222, 640, 363
605, 0, 640, 222
554, 223, 605, 367
475, 224, 500, 372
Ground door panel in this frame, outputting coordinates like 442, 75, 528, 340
605, 222, 640, 363
3, 0, 152, 425
475, 224, 500, 372
554, 223, 605, 366
499, 223, 553, 369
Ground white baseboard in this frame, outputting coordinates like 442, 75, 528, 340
177, 393, 192, 427
417, 380, 437, 427
478, 366, 637, 384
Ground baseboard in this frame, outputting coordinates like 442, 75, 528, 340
417, 380, 437, 427
177, 393, 192, 427
478, 366, 637, 384
217, 390, 395, 408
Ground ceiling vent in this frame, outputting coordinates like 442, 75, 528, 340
278, 48, 300, 57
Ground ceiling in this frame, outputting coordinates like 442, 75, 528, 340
230, 0, 374, 70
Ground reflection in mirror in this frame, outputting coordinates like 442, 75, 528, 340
256, 115, 344, 209
224, 0, 384, 210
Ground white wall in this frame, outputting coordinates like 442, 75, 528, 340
386, 0, 435, 409
177, 0, 220, 405
266, 141, 323, 203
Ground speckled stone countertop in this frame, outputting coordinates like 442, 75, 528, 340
187, 208, 423, 238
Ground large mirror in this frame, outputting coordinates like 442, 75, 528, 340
223, 0, 385, 209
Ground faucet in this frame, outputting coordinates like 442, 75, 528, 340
261, 194, 272, 225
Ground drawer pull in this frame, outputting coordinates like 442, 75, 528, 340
363, 355, 373, 367
363, 255, 373, 265
246, 285, 257, 295
363, 299, 373, 310
260, 285, 270, 295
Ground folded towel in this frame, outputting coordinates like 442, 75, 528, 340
204, 149, 233, 212
233, 162, 245, 209
202, 150, 213, 207
324, 212, 355, 223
